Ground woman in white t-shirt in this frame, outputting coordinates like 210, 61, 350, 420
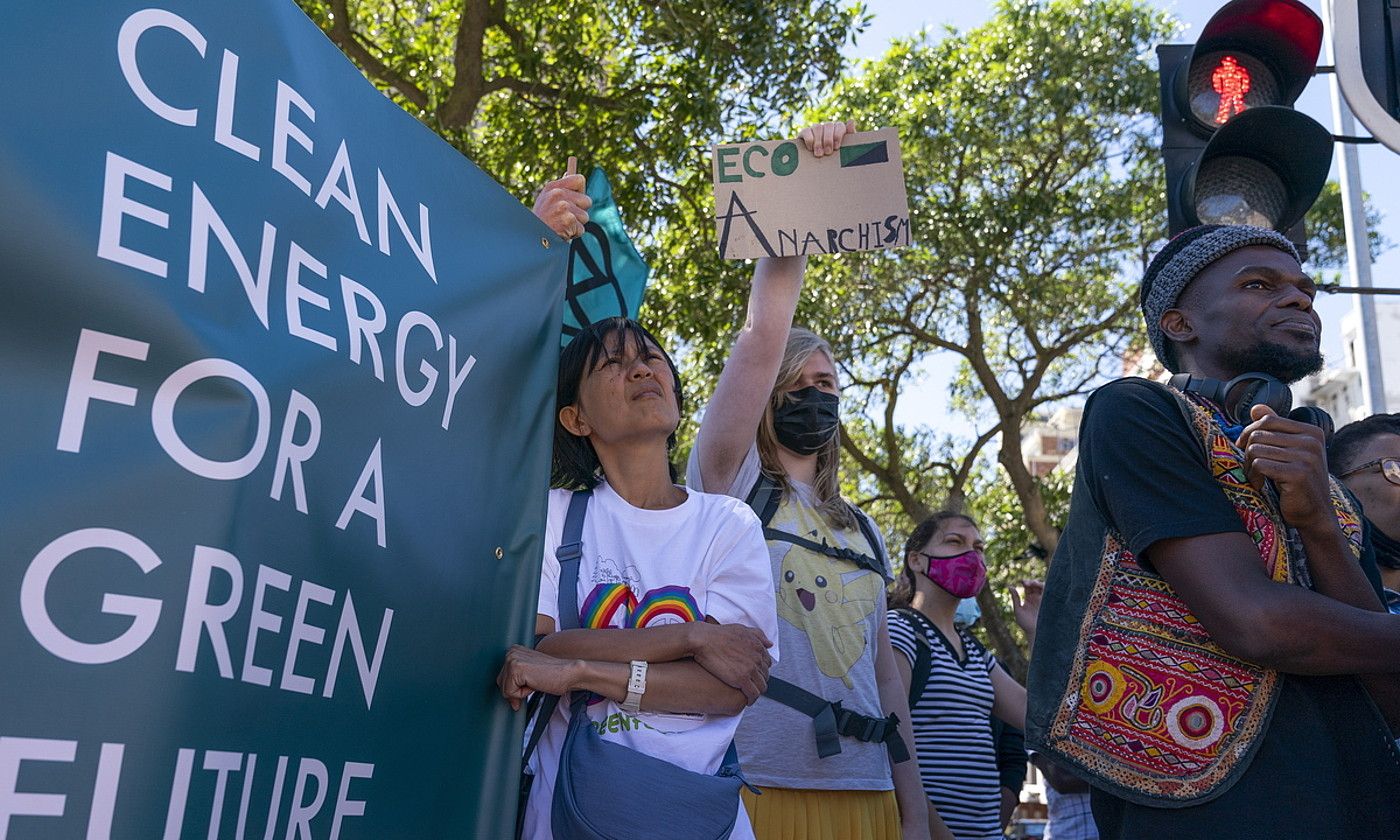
497, 316, 779, 840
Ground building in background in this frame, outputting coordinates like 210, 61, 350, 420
1295, 300, 1400, 423
1020, 407, 1083, 477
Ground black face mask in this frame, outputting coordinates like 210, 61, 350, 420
772, 386, 839, 455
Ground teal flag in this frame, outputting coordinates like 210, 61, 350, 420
561, 168, 651, 346
0, 3, 565, 837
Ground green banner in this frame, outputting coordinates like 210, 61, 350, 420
560, 168, 650, 346
0, 3, 564, 837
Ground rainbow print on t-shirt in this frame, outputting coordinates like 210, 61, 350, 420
580, 583, 638, 629
630, 586, 703, 628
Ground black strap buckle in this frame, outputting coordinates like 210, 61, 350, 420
832, 703, 885, 743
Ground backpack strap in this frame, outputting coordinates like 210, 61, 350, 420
744, 473, 782, 528
744, 475, 890, 581
854, 511, 892, 582
893, 608, 933, 710
521, 489, 592, 771
764, 676, 911, 763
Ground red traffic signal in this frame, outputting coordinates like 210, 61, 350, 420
1157, 0, 1333, 241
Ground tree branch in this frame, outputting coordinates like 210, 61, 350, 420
327, 0, 431, 111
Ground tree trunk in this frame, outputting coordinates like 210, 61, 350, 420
975, 588, 1028, 682
997, 435, 1061, 558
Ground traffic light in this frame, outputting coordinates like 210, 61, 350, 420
1333, 0, 1400, 153
1156, 0, 1334, 248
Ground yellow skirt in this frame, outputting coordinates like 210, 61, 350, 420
741, 786, 901, 840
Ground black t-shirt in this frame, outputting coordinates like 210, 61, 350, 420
1025, 378, 1400, 839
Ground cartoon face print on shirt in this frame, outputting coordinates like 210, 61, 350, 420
775, 506, 881, 688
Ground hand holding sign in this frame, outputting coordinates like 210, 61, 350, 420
798, 119, 857, 158
533, 156, 592, 239
712, 124, 912, 259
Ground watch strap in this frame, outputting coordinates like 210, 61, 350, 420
620, 659, 647, 714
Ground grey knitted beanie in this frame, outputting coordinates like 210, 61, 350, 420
1140, 225, 1300, 372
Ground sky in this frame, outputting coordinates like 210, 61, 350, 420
842, 0, 1400, 437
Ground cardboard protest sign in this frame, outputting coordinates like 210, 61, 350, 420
711, 127, 912, 259
561, 168, 650, 346
0, 3, 564, 837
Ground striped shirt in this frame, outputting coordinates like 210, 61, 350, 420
888, 609, 1002, 840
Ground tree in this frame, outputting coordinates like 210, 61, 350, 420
1305, 180, 1392, 271
765, 0, 1175, 672
295, 0, 867, 237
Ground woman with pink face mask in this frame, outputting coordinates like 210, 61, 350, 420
886, 513, 1042, 840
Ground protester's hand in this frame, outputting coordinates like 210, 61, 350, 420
691, 619, 773, 704
798, 120, 857, 158
532, 156, 591, 239
497, 645, 579, 711
1010, 579, 1044, 639
1237, 404, 1333, 534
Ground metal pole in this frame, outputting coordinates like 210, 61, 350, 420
1322, 0, 1388, 414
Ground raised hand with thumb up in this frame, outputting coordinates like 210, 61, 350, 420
532, 156, 592, 240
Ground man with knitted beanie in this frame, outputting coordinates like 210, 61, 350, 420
1025, 225, 1400, 838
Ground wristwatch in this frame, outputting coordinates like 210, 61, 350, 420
620, 660, 648, 714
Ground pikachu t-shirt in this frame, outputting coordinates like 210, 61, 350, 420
688, 445, 894, 790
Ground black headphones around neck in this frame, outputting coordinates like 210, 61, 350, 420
1169, 371, 1335, 442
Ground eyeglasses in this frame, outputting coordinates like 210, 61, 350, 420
1339, 457, 1400, 486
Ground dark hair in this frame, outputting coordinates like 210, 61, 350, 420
888, 511, 979, 609
1329, 413, 1400, 476
552, 317, 684, 490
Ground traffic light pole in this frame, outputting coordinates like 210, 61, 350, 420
1323, 0, 1389, 414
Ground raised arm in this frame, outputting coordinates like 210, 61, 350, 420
693, 255, 806, 491
693, 121, 855, 492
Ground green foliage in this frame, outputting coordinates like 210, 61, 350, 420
295, 0, 867, 247
792, 0, 1172, 539
799, 0, 1175, 669
967, 466, 1072, 678
1305, 180, 1391, 271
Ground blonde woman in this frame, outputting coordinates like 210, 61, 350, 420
687, 123, 948, 840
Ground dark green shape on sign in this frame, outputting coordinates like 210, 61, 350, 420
561, 168, 651, 346
840, 141, 890, 167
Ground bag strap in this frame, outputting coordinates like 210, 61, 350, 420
763, 676, 910, 762
555, 489, 592, 633
893, 608, 933, 710
745, 475, 890, 580
745, 473, 782, 528
854, 512, 891, 581
764, 677, 844, 758
521, 489, 593, 770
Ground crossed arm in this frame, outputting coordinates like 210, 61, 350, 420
497, 616, 773, 717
